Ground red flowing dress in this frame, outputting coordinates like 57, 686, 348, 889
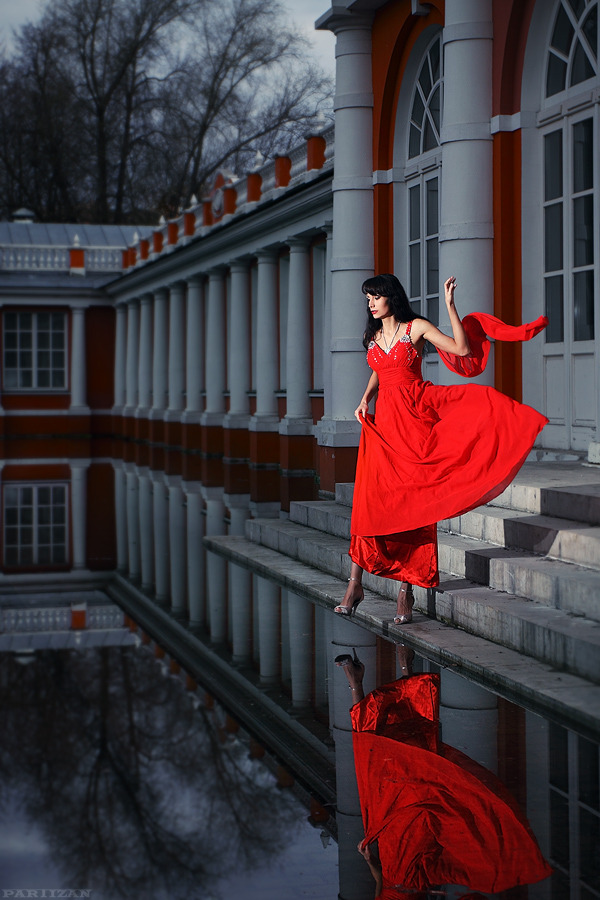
351, 674, 552, 895
349, 314, 549, 587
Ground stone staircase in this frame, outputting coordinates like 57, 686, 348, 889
205, 461, 600, 734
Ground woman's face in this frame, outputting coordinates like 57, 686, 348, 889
366, 292, 391, 320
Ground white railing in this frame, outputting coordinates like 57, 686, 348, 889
0, 245, 124, 273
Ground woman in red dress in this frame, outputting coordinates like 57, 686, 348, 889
334, 274, 548, 623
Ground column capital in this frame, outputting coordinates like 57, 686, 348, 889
286, 235, 312, 251
186, 273, 205, 288
255, 247, 280, 262
229, 256, 253, 273
206, 264, 228, 278
316, 9, 374, 36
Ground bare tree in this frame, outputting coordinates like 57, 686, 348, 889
0, 0, 333, 223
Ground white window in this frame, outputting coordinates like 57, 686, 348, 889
3, 483, 68, 567
3, 311, 67, 390
406, 35, 442, 345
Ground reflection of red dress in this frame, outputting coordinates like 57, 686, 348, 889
351, 675, 552, 895
349, 314, 549, 587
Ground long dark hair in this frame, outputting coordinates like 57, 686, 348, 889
361, 274, 427, 349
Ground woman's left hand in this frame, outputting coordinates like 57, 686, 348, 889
444, 275, 457, 309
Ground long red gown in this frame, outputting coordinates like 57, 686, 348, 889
349, 313, 549, 587
351, 674, 552, 895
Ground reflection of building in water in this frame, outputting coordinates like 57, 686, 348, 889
0, 457, 597, 897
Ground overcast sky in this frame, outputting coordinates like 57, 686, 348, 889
0, 0, 336, 75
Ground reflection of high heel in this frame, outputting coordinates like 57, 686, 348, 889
334, 577, 364, 617
334, 647, 362, 670
393, 585, 414, 625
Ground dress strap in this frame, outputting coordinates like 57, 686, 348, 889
405, 320, 413, 337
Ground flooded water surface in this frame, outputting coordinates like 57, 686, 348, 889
0, 452, 598, 899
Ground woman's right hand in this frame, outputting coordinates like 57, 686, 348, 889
354, 400, 368, 422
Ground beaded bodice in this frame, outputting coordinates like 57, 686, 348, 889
366, 320, 421, 382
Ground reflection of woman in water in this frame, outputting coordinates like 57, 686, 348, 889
335, 650, 552, 898
334, 274, 548, 625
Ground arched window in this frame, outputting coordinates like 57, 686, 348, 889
406, 35, 442, 336
408, 35, 442, 158
546, 0, 598, 97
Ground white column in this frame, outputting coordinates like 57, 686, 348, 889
226, 260, 251, 422
183, 276, 205, 420
316, 13, 375, 456
185, 484, 205, 629
252, 250, 280, 423
69, 307, 88, 411
168, 476, 186, 617
138, 468, 154, 591
69, 461, 88, 569
438, 0, 494, 385
113, 305, 127, 412
151, 289, 169, 419
125, 463, 140, 583
166, 282, 186, 418
152, 472, 170, 604
321, 222, 334, 421
137, 295, 153, 416
201, 267, 227, 426
124, 300, 139, 416
283, 237, 312, 423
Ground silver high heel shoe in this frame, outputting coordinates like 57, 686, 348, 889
393, 585, 414, 625
334, 577, 364, 617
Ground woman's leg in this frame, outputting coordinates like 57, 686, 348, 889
394, 581, 414, 624
334, 562, 364, 615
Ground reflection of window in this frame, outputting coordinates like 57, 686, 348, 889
3, 484, 68, 567
543, 117, 595, 342
409, 36, 442, 158
3, 311, 67, 390
546, 0, 598, 97
548, 721, 600, 895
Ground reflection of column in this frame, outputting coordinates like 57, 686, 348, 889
137, 295, 153, 416
125, 464, 140, 582
70, 307, 88, 411
151, 289, 169, 418
256, 576, 280, 685
70, 461, 88, 569
184, 276, 204, 418
204, 486, 226, 642
113, 462, 127, 572
331, 615, 377, 900
166, 282, 186, 417
138, 468, 154, 591
168, 476, 186, 618
440, 669, 498, 772
185, 484, 205, 628
438, 0, 493, 385
287, 590, 312, 709
124, 300, 139, 416
113, 305, 127, 413
284, 238, 312, 421
230, 562, 252, 665
152, 472, 170, 604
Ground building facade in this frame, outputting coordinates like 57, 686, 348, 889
0, 0, 598, 540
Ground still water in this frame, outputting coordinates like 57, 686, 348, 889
0, 453, 598, 899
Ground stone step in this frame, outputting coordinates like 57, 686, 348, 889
334, 462, 600, 524
297, 494, 600, 582
211, 529, 600, 697
439, 506, 600, 572
249, 509, 600, 623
